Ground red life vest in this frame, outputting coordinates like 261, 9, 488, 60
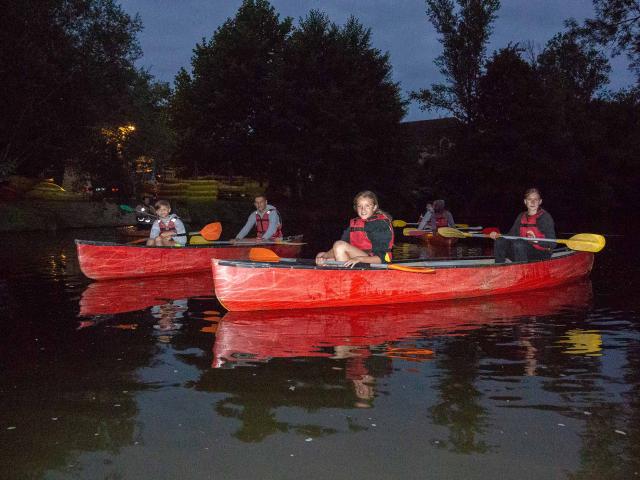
255, 207, 283, 239
348, 213, 394, 261
434, 212, 449, 228
158, 218, 177, 234
519, 209, 549, 251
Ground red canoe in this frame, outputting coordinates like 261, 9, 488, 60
421, 232, 458, 248
76, 237, 303, 280
212, 250, 594, 311
212, 279, 592, 366
79, 272, 214, 316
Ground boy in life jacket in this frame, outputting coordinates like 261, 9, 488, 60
489, 187, 556, 263
146, 200, 187, 247
429, 199, 455, 231
234, 195, 283, 241
316, 190, 394, 268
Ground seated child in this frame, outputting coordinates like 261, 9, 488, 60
147, 200, 187, 246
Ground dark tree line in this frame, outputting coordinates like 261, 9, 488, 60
0, 0, 172, 190
410, 0, 640, 228
171, 0, 408, 207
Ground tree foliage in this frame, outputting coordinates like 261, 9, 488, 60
410, 0, 500, 124
0, 0, 169, 189
582, 0, 640, 80
170, 0, 292, 177
171, 1, 407, 205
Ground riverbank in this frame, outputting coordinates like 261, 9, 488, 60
0, 199, 251, 232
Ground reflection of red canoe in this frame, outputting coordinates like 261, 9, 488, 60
213, 280, 592, 366
76, 238, 302, 280
213, 250, 594, 311
79, 272, 213, 316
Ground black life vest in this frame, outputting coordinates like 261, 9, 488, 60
348, 213, 394, 261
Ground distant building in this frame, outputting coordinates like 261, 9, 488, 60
401, 118, 460, 165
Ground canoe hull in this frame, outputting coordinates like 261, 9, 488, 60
76, 239, 302, 280
212, 250, 594, 311
422, 232, 458, 247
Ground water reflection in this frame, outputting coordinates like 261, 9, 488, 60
213, 280, 593, 368
4, 229, 640, 478
78, 272, 213, 317
152, 299, 187, 342
189, 281, 594, 445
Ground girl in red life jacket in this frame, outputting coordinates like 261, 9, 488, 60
315, 190, 394, 268
489, 187, 556, 264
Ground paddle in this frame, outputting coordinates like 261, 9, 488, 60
128, 222, 223, 245
403, 226, 484, 236
119, 204, 136, 213
393, 219, 472, 229
248, 248, 436, 273
190, 237, 306, 246
437, 227, 606, 253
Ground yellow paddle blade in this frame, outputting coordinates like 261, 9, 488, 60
437, 227, 472, 238
200, 222, 222, 241
249, 247, 281, 262
392, 219, 408, 228
189, 235, 212, 245
454, 223, 469, 229
403, 227, 431, 237
560, 234, 606, 253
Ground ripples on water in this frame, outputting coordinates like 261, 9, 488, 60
0, 229, 638, 479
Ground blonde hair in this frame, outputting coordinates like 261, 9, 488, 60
353, 190, 379, 212
353, 190, 392, 220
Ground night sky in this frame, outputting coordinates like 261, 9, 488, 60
120, 0, 635, 121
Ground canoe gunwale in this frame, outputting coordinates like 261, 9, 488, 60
74, 235, 303, 250
215, 248, 577, 271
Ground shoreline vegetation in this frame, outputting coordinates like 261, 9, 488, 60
0, 199, 250, 233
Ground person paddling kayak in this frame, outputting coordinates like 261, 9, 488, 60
234, 194, 283, 241
315, 190, 394, 268
489, 187, 556, 263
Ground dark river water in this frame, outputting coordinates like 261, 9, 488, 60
0, 227, 639, 480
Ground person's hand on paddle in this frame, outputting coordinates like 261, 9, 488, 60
160, 230, 176, 239
489, 231, 500, 240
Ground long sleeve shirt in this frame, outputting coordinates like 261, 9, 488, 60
149, 214, 186, 245
235, 205, 281, 240
417, 211, 433, 230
